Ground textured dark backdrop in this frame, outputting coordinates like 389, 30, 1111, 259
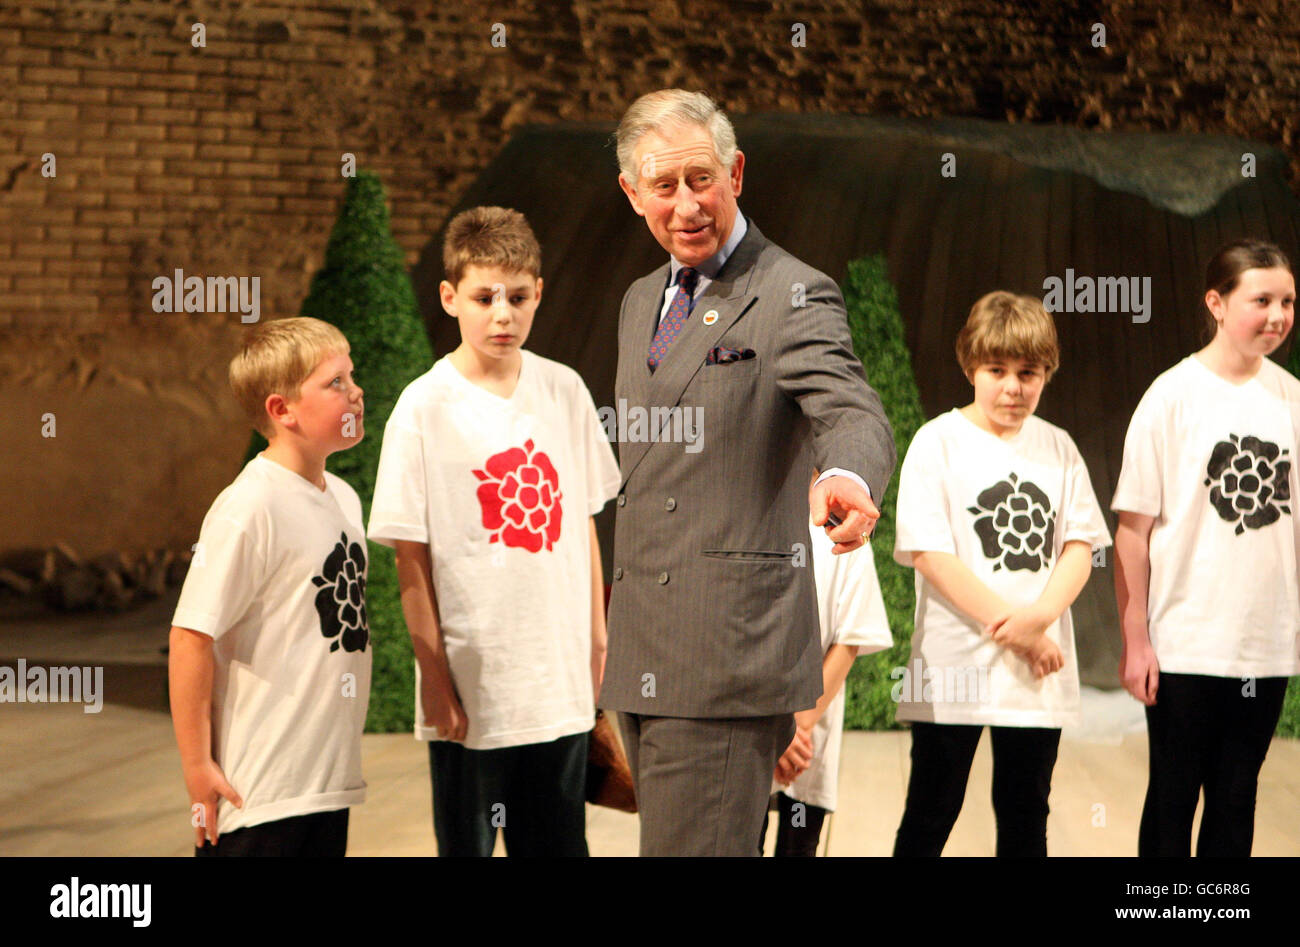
413, 116, 1300, 686
3, 0, 1299, 575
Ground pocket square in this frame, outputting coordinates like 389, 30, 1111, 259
705, 346, 756, 365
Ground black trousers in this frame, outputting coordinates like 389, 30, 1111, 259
194, 808, 349, 857
427, 730, 589, 857
894, 722, 1061, 857
1139, 672, 1288, 857
759, 791, 829, 857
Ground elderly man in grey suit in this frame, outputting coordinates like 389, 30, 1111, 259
599, 89, 896, 856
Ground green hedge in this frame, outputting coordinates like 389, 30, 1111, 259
840, 255, 927, 730
1281, 343, 1300, 738
245, 170, 431, 732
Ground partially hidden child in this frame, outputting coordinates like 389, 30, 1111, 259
760, 488, 894, 856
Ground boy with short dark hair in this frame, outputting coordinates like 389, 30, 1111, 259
368, 206, 621, 856
170, 316, 370, 857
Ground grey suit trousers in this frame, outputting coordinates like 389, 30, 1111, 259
618, 711, 796, 856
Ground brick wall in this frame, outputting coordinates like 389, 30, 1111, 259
2, 0, 1299, 558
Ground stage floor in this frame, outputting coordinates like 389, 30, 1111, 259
2, 663, 1298, 856
3, 599, 1298, 857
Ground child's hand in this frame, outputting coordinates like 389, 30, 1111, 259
1119, 640, 1159, 705
422, 680, 468, 742
773, 728, 814, 786
1025, 636, 1064, 678
793, 707, 821, 733
986, 606, 1052, 654
184, 759, 242, 848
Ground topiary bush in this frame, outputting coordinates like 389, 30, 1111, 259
1279, 341, 1300, 738
245, 170, 432, 732
840, 255, 928, 730
1277, 678, 1300, 739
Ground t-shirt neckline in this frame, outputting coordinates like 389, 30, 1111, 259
443, 350, 528, 403
950, 406, 1031, 444
253, 453, 331, 496
1186, 353, 1265, 391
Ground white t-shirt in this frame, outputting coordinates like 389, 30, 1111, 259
172, 455, 372, 834
1111, 355, 1300, 678
893, 410, 1112, 727
367, 350, 622, 750
771, 519, 893, 812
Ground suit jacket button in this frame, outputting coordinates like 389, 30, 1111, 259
614, 567, 623, 580
657, 571, 669, 585
617, 494, 626, 507
664, 497, 676, 511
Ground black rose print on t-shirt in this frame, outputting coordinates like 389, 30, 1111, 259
311, 532, 369, 652
1204, 434, 1292, 535
968, 473, 1056, 572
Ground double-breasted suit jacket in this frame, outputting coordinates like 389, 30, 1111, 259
599, 220, 896, 719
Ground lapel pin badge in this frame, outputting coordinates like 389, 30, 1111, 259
702, 309, 719, 326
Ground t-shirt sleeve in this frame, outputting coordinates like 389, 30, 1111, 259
893, 424, 956, 565
575, 375, 621, 516
824, 543, 894, 654
1111, 386, 1164, 517
1060, 437, 1113, 549
367, 394, 430, 547
172, 505, 263, 640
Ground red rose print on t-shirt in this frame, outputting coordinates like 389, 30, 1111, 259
472, 438, 563, 552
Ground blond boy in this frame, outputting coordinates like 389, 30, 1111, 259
169, 316, 370, 856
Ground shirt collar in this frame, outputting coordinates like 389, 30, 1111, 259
668, 213, 748, 285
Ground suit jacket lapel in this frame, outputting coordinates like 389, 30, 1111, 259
644, 220, 765, 412
618, 263, 667, 422
616, 264, 668, 479
619, 221, 768, 484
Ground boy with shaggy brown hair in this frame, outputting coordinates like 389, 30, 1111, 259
891, 291, 1111, 857
368, 207, 620, 856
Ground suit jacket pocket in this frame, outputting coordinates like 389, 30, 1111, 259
697, 357, 761, 382
697, 552, 799, 654
701, 548, 793, 562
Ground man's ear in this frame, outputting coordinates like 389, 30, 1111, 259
728, 149, 745, 199
439, 280, 458, 318
533, 276, 543, 307
619, 173, 646, 217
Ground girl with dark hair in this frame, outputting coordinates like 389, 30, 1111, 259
1113, 238, 1298, 856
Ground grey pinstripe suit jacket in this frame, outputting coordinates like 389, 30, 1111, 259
598, 220, 895, 719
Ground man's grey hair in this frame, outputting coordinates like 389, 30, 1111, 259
615, 89, 738, 183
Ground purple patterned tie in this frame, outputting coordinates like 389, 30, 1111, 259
646, 267, 699, 373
